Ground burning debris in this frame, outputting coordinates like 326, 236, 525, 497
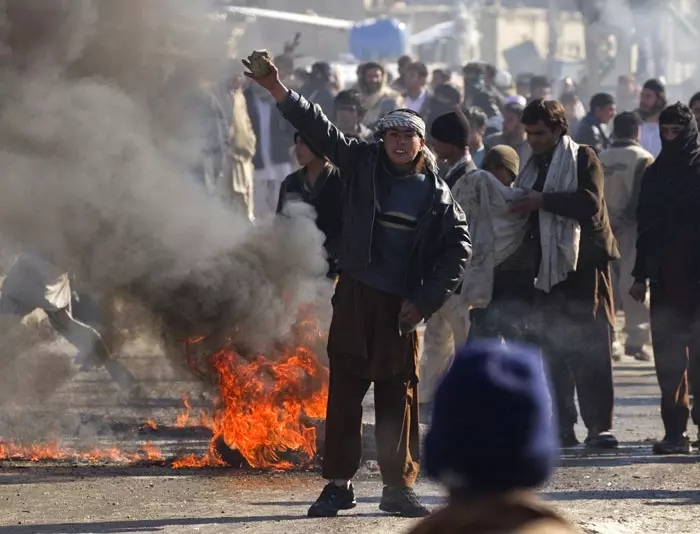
0, 1, 332, 468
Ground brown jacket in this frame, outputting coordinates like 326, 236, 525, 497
407, 491, 580, 534
542, 145, 620, 268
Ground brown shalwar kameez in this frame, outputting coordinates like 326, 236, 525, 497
529, 145, 620, 436
323, 274, 420, 488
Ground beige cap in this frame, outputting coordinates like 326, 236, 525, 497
483, 145, 520, 179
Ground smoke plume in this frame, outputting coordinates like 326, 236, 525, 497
0, 1, 330, 354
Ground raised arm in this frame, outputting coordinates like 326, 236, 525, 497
243, 58, 366, 173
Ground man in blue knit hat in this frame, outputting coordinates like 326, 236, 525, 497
409, 340, 578, 534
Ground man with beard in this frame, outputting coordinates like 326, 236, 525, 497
484, 100, 531, 170
510, 99, 620, 449
599, 112, 654, 362
333, 90, 373, 141
357, 62, 404, 128
630, 103, 700, 455
244, 56, 470, 518
637, 78, 666, 157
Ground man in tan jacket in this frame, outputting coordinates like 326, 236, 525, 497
355, 62, 404, 128
600, 111, 655, 361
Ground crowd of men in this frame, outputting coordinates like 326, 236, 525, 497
240, 51, 700, 522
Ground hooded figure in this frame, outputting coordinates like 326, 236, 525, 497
631, 102, 700, 455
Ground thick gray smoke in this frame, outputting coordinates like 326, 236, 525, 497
0, 1, 330, 354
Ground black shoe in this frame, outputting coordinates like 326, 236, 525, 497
307, 482, 357, 518
653, 434, 691, 455
628, 347, 652, 362
559, 429, 580, 448
585, 431, 619, 449
379, 486, 430, 518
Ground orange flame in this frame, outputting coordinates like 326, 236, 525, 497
175, 394, 192, 428
173, 309, 329, 470
144, 418, 158, 430
0, 440, 164, 464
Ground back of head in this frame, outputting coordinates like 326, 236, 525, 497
612, 111, 641, 140
398, 54, 413, 70
434, 83, 462, 106
430, 111, 470, 148
425, 340, 558, 495
464, 106, 488, 131
335, 89, 364, 113
530, 75, 550, 93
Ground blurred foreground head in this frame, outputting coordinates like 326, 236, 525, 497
425, 340, 558, 496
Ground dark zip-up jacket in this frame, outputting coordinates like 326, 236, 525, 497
277, 90, 472, 320
277, 165, 344, 278
575, 112, 610, 154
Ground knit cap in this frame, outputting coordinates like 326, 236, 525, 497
483, 145, 520, 179
424, 340, 558, 494
430, 111, 470, 148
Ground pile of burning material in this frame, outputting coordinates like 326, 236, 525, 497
0, 1, 333, 469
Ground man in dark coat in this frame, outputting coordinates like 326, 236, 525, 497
630, 103, 700, 455
510, 99, 620, 449
244, 56, 471, 518
462, 62, 501, 119
277, 132, 343, 279
575, 93, 616, 153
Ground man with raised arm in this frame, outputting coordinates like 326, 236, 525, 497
243, 55, 471, 519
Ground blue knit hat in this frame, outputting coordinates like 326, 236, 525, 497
424, 340, 558, 494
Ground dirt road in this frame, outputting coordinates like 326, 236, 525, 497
0, 336, 699, 533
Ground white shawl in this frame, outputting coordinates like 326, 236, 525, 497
516, 136, 581, 293
452, 170, 529, 309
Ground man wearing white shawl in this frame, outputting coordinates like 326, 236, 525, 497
509, 99, 621, 450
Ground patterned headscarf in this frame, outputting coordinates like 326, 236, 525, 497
374, 109, 426, 141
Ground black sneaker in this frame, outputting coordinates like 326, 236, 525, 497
559, 429, 580, 448
653, 434, 691, 455
379, 486, 430, 518
628, 346, 652, 362
585, 431, 619, 449
307, 482, 357, 518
